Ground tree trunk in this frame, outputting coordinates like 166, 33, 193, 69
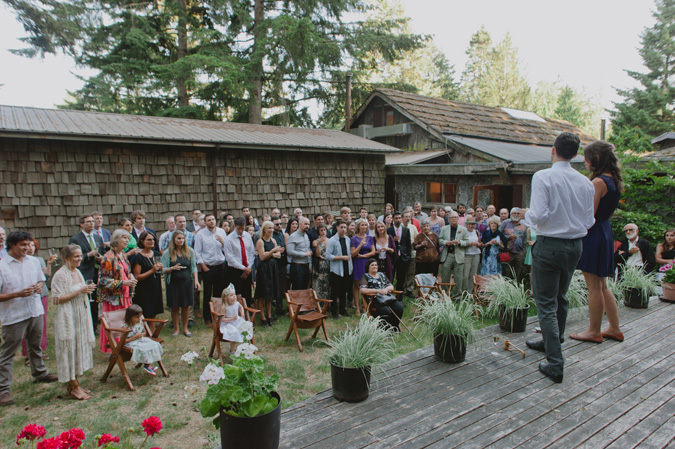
248, 0, 264, 124
176, 0, 189, 108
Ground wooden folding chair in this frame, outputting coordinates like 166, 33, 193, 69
473, 274, 500, 318
361, 290, 417, 339
285, 289, 331, 352
100, 309, 169, 391
209, 295, 260, 361
414, 274, 439, 303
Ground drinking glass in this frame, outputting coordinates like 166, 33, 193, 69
86, 279, 95, 302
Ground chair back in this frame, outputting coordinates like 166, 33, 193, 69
415, 273, 437, 296
103, 309, 128, 342
286, 289, 317, 314
211, 296, 223, 318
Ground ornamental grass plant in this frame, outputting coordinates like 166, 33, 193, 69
415, 292, 477, 344
618, 264, 659, 299
567, 270, 590, 313
483, 276, 533, 316
326, 315, 397, 369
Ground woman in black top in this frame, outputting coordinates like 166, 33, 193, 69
131, 232, 164, 332
360, 259, 404, 331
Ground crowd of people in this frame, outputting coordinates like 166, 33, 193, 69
1, 135, 675, 404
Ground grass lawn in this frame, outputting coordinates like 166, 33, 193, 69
1, 295, 506, 448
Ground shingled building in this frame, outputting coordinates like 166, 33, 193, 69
0, 105, 398, 250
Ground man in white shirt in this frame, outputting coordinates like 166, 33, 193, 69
92, 211, 111, 248
158, 216, 176, 254
522, 132, 595, 383
194, 214, 227, 324
0, 231, 58, 406
413, 202, 428, 221
224, 217, 255, 305
615, 224, 656, 273
326, 220, 353, 318
402, 211, 419, 297
0, 227, 8, 260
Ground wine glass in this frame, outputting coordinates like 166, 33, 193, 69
49, 248, 59, 267
85, 279, 95, 302
153, 255, 162, 278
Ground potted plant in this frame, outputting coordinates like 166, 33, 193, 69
416, 292, 477, 363
199, 342, 281, 449
567, 270, 589, 312
484, 276, 533, 333
618, 265, 659, 309
327, 315, 396, 403
659, 264, 675, 302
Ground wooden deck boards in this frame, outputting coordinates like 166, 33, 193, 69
280, 298, 675, 448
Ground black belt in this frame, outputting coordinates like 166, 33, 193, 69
205, 263, 224, 269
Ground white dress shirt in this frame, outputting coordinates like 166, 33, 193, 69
194, 227, 227, 265
0, 255, 46, 325
224, 230, 255, 270
522, 161, 595, 239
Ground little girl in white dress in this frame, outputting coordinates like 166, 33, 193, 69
122, 304, 164, 376
219, 284, 246, 354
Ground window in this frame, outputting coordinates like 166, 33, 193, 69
426, 182, 457, 204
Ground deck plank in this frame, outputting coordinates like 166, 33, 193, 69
280, 298, 675, 449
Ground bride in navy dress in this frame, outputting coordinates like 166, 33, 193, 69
571, 141, 624, 344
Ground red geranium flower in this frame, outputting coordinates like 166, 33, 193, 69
97, 434, 120, 447
141, 416, 162, 436
16, 424, 47, 445
58, 428, 85, 449
36, 437, 63, 449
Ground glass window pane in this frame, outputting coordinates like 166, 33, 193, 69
443, 183, 457, 203
427, 182, 442, 203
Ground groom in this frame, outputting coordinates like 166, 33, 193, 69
521, 132, 595, 383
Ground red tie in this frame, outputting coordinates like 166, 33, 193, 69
240, 236, 248, 267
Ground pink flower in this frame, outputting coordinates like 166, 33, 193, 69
36, 437, 63, 449
58, 428, 85, 449
16, 424, 47, 445
97, 434, 120, 447
141, 416, 162, 436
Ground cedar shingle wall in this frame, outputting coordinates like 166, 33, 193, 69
0, 137, 385, 251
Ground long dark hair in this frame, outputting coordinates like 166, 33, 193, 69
662, 229, 675, 251
285, 217, 298, 235
584, 140, 623, 191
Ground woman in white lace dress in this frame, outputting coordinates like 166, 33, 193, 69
51, 244, 97, 400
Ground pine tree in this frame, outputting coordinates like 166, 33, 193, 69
611, 0, 675, 138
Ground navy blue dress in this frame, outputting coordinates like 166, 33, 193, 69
577, 175, 620, 277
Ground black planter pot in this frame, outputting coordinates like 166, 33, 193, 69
219, 392, 281, 449
330, 363, 371, 403
433, 333, 466, 363
498, 304, 530, 333
624, 288, 649, 309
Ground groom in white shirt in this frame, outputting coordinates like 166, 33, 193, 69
521, 132, 595, 383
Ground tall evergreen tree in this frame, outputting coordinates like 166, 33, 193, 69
460, 26, 492, 104
611, 0, 675, 138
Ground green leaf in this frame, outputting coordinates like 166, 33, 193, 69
200, 398, 220, 418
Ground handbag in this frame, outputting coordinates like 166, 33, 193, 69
498, 252, 511, 263
374, 294, 397, 306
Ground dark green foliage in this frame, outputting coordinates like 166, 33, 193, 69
611, 0, 675, 138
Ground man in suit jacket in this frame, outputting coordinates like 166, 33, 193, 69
388, 211, 412, 295
130, 210, 158, 249
69, 213, 104, 332
186, 208, 202, 233
615, 223, 656, 273
439, 211, 470, 296
92, 211, 111, 248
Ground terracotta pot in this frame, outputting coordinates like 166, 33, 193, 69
661, 282, 675, 303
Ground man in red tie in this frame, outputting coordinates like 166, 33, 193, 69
224, 217, 255, 305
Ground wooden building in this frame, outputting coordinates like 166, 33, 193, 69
349, 89, 595, 211
0, 105, 398, 249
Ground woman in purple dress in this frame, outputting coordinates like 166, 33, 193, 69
571, 141, 624, 344
351, 219, 377, 316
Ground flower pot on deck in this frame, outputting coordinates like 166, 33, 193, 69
219, 392, 281, 449
624, 288, 649, 309
330, 363, 371, 403
433, 333, 466, 363
498, 305, 530, 333
661, 282, 675, 303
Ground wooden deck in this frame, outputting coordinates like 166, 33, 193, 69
280, 297, 675, 448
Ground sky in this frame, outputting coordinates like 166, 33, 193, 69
0, 0, 658, 120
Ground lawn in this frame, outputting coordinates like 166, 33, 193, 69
1, 295, 504, 449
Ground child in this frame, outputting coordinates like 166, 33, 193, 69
219, 284, 247, 355
122, 304, 164, 376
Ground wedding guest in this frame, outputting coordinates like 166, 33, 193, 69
351, 219, 377, 316
377, 203, 394, 223
255, 221, 282, 326
405, 206, 421, 233
69, 214, 104, 334
186, 208, 202, 233
656, 229, 675, 267
21, 239, 57, 365
373, 221, 395, 282
480, 216, 507, 276
158, 216, 176, 254
413, 201, 428, 221
439, 212, 469, 295
486, 205, 496, 218
50, 244, 97, 400
428, 206, 443, 236
462, 217, 483, 294
130, 210, 157, 249
360, 258, 405, 331
414, 220, 440, 276
224, 217, 255, 304
92, 211, 111, 248
161, 231, 199, 337
402, 211, 419, 297
499, 208, 509, 222
324, 213, 335, 232
572, 140, 624, 345
280, 213, 289, 229
457, 204, 467, 226
195, 214, 227, 324
388, 211, 412, 294
346, 220, 356, 238
172, 214, 198, 325
287, 217, 312, 291
359, 207, 369, 220
500, 207, 528, 282
383, 213, 393, 230
0, 231, 57, 406
367, 214, 377, 237
284, 218, 299, 292
0, 227, 8, 260
220, 219, 230, 235
326, 220, 353, 318
271, 216, 287, 314
117, 219, 141, 255
307, 213, 324, 245
131, 232, 164, 332
98, 229, 137, 352
245, 214, 259, 233
438, 206, 448, 226
615, 224, 656, 272
242, 207, 259, 228
311, 224, 331, 301
332, 207, 352, 235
